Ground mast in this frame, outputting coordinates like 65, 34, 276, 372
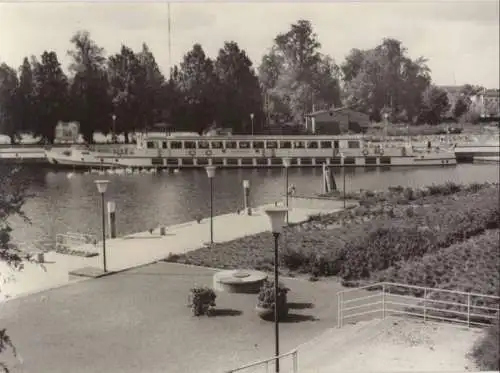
168, 2, 172, 77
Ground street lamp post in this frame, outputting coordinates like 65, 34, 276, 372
243, 179, 251, 215
111, 114, 117, 143
383, 112, 389, 141
340, 153, 346, 209
250, 113, 254, 136
95, 180, 110, 272
282, 157, 291, 225
205, 166, 216, 245
264, 207, 288, 373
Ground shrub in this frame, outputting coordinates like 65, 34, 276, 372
372, 229, 500, 321
388, 185, 405, 193
427, 181, 462, 196
471, 319, 500, 371
188, 286, 216, 316
310, 252, 345, 277
466, 182, 483, 193
339, 187, 499, 281
257, 279, 289, 310
281, 247, 311, 271
340, 221, 438, 280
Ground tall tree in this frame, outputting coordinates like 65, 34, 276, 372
418, 85, 450, 125
452, 84, 485, 120
214, 41, 263, 133
343, 38, 431, 122
137, 43, 166, 126
68, 31, 112, 143
0, 64, 20, 143
16, 58, 36, 135
171, 44, 218, 134
31, 51, 69, 143
453, 96, 469, 119
341, 48, 368, 84
108, 45, 147, 141
259, 20, 341, 124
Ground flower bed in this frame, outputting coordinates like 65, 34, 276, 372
372, 229, 499, 320
338, 187, 499, 281
166, 183, 499, 281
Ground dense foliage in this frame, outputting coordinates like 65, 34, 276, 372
0, 20, 486, 143
1, 167, 30, 371
372, 229, 499, 303
338, 187, 499, 281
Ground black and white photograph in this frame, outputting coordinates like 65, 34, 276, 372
0, 1, 499, 372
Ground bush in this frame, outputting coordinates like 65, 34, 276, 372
338, 187, 499, 281
427, 181, 462, 196
281, 247, 311, 271
372, 229, 500, 322
257, 280, 289, 319
188, 286, 216, 316
471, 319, 500, 371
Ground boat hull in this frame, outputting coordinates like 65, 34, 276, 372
45, 149, 457, 169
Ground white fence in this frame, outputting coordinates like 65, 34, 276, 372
337, 282, 500, 328
225, 350, 298, 373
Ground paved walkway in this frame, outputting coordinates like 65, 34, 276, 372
1, 203, 340, 302
0, 262, 343, 373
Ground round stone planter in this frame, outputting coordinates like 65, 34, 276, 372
213, 270, 268, 294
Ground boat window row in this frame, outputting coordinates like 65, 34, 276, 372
145, 139, 358, 150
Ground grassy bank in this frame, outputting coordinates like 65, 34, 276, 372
167, 182, 498, 284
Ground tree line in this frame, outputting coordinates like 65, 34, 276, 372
0, 20, 487, 144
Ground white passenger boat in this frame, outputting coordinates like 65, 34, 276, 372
45, 133, 457, 169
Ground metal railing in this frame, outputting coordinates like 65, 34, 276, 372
225, 349, 298, 373
337, 282, 500, 329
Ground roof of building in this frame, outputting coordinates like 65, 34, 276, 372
483, 89, 499, 97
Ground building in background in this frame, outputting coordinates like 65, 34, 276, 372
478, 89, 500, 119
304, 107, 370, 135
54, 121, 79, 143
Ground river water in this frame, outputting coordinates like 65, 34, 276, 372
5, 164, 500, 246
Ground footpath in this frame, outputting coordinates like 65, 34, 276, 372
0, 201, 342, 302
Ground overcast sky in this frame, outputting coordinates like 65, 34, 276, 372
0, 0, 498, 88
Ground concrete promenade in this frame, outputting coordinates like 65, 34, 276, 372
0, 202, 341, 302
